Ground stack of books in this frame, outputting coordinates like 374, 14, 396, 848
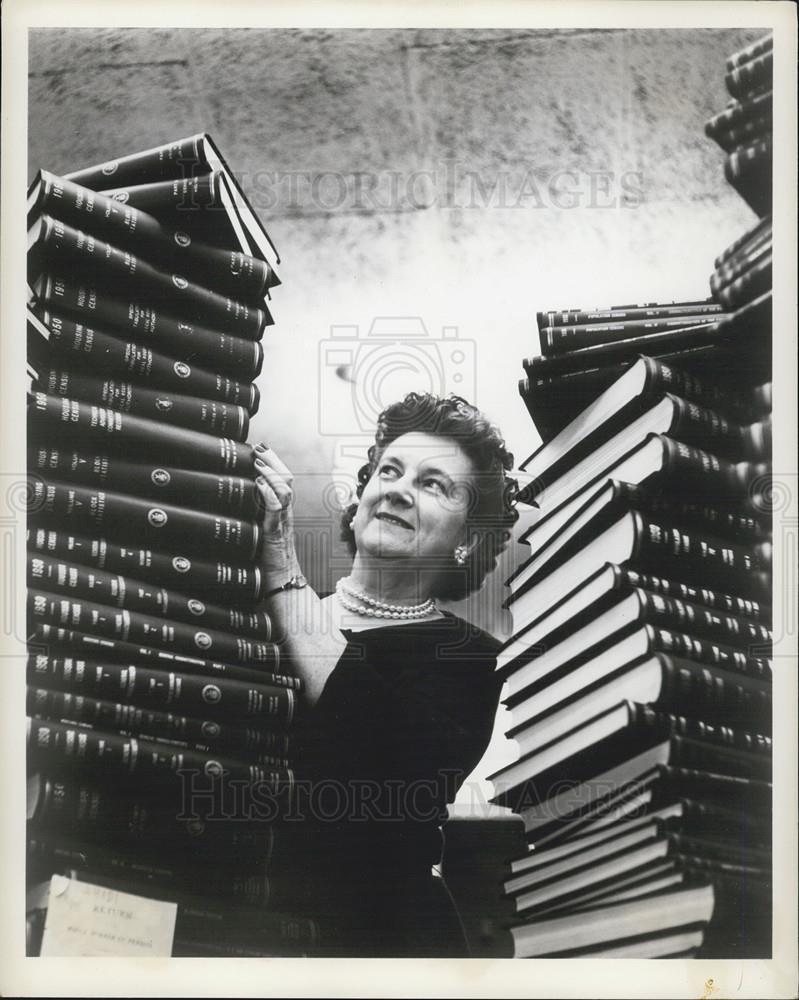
705, 33, 773, 218
488, 36, 774, 959
24, 136, 321, 957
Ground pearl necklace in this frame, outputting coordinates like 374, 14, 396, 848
335, 577, 438, 620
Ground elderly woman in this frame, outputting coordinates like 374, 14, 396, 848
254, 392, 517, 956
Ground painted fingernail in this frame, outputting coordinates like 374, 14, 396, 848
255, 457, 265, 468
255, 442, 269, 452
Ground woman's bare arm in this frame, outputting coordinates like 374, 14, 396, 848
254, 445, 347, 706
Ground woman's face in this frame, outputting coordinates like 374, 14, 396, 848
352, 431, 476, 564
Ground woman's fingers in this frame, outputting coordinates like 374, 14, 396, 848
255, 458, 292, 507
255, 443, 294, 485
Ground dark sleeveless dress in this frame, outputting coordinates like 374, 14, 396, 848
292, 611, 502, 956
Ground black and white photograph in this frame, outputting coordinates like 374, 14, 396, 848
1, 1, 797, 997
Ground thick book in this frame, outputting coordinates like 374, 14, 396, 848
30, 445, 260, 518
27, 591, 278, 667
517, 393, 771, 510
64, 133, 281, 270
710, 234, 772, 295
713, 251, 772, 312
35, 367, 249, 441
505, 643, 771, 754
27, 479, 260, 560
27, 526, 263, 604
29, 625, 297, 689
27, 772, 282, 855
517, 354, 766, 485
724, 139, 772, 218
28, 308, 259, 413
506, 509, 771, 633
539, 313, 724, 356
502, 582, 771, 703
713, 214, 771, 270
508, 882, 714, 958
510, 464, 770, 596
535, 301, 722, 330
27, 553, 269, 637
27, 653, 295, 725
705, 89, 772, 141
515, 435, 770, 557
28, 170, 278, 301
725, 49, 773, 101
726, 34, 772, 72
497, 562, 770, 681
525, 763, 771, 847
27, 716, 295, 791
27, 686, 292, 761
31, 273, 264, 379
28, 215, 271, 340
28, 392, 255, 475
489, 701, 771, 812
707, 113, 771, 154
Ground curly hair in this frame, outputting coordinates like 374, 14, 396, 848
340, 392, 519, 601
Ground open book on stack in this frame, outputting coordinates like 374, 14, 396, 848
492, 35, 774, 959
24, 136, 325, 957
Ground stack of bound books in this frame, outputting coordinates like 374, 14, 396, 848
706, 33, 773, 217
488, 35, 774, 959
24, 135, 322, 957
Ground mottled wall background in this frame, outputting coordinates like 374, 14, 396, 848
28, 27, 763, 793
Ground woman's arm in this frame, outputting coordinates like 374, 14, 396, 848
253, 445, 348, 706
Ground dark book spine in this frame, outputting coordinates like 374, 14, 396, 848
650, 627, 771, 681
656, 765, 772, 809
33, 171, 275, 299
637, 588, 772, 649
37, 310, 259, 413
27, 653, 294, 724
616, 566, 770, 624
26, 837, 283, 910
27, 526, 262, 604
30, 216, 269, 339
710, 239, 772, 295
536, 302, 721, 329
713, 215, 771, 269
99, 174, 226, 227
726, 34, 772, 71
540, 314, 723, 355
626, 702, 770, 756
655, 652, 771, 733
666, 394, 771, 462
613, 477, 771, 542
64, 135, 207, 189
28, 554, 270, 638
707, 113, 772, 154
27, 717, 295, 789
645, 358, 771, 427
28, 772, 280, 854
633, 513, 771, 600
36, 367, 249, 441
32, 273, 263, 379
28, 479, 260, 560
29, 445, 259, 518
705, 89, 772, 137
725, 50, 773, 100
714, 253, 772, 311
28, 392, 255, 475
29, 624, 298, 689
27, 686, 291, 759
27, 591, 278, 668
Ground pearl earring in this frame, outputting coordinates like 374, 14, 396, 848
454, 544, 468, 565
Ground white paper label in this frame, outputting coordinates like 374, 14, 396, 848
39, 876, 177, 957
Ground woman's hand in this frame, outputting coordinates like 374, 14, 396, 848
253, 443, 305, 594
